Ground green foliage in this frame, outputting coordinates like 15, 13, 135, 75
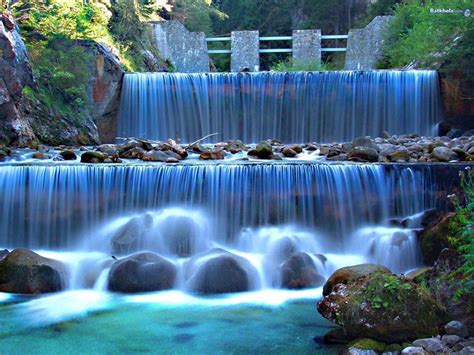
381, 0, 473, 70
270, 58, 335, 72
172, 0, 226, 33
26, 38, 93, 123
449, 168, 474, 301
364, 272, 412, 310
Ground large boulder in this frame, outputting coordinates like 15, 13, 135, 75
322, 263, 391, 296
248, 141, 273, 159
318, 269, 446, 343
348, 147, 379, 162
0, 248, 67, 294
111, 213, 154, 255
185, 249, 259, 294
280, 252, 325, 289
108, 252, 176, 293
158, 215, 206, 257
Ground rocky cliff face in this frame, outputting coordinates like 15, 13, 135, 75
0, 12, 37, 146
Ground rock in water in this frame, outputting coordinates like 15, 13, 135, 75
431, 146, 458, 162
199, 149, 225, 160
185, 249, 259, 294
280, 252, 325, 289
108, 252, 176, 293
0, 248, 67, 294
248, 141, 273, 159
318, 269, 446, 343
348, 147, 379, 162
111, 214, 153, 255
80, 151, 107, 163
323, 263, 391, 296
60, 150, 77, 161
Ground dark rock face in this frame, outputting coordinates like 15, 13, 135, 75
186, 249, 259, 294
419, 212, 456, 264
79, 41, 124, 143
0, 13, 37, 146
0, 248, 67, 294
323, 263, 391, 296
318, 268, 446, 343
108, 252, 177, 293
280, 252, 325, 289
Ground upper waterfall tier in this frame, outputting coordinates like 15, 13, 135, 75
117, 71, 442, 143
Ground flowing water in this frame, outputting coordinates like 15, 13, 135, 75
118, 71, 442, 143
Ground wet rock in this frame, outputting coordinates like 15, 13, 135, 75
352, 136, 379, 152
143, 150, 181, 162
282, 146, 297, 157
323, 263, 391, 296
80, 151, 107, 163
108, 252, 176, 293
199, 149, 225, 160
0, 248, 67, 294
445, 321, 469, 338
305, 143, 318, 151
412, 338, 450, 353
248, 141, 273, 159
269, 237, 298, 262
280, 252, 325, 289
32, 152, 49, 160
387, 146, 410, 162
441, 334, 462, 347
431, 146, 458, 162
348, 147, 378, 162
186, 249, 259, 294
401, 346, 427, 354
111, 214, 154, 255
318, 270, 445, 343
419, 212, 456, 264
117, 140, 145, 154
348, 338, 387, 352
0, 249, 9, 261
60, 150, 77, 161
323, 327, 355, 344
159, 215, 206, 257
98, 144, 118, 155
224, 140, 246, 154
120, 147, 146, 160
341, 348, 377, 355
270, 154, 282, 160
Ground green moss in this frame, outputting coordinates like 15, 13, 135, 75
349, 338, 387, 352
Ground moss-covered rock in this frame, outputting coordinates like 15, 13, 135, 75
322, 263, 391, 296
0, 248, 67, 294
318, 269, 446, 343
419, 212, 456, 264
348, 338, 387, 352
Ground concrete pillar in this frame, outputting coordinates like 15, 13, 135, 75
292, 30, 321, 64
344, 16, 393, 70
231, 31, 259, 72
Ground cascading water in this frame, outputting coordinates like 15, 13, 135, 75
117, 71, 442, 143
0, 162, 433, 291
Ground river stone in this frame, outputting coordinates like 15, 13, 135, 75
342, 348, 377, 355
108, 252, 176, 293
348, 147, 379, 162
352, 136, 379, 151
323, 263, 391, 296
98, 144, 118, 155
401, 347, 428, 354
60, 150, 77, 160
200, 149, 225, 160
445, 321, 469, 337
0, 248, 67, 294
119, 147, 146, 159
186, 249, 258, 294
431, 146, 458, 162
412, 338, 450, 353
282, 146, 297, 157
143, 150, 181, 162
441, 334, 462, 347
248, 141, 273, 159
280, 252, 325, 289
80, 151, 107, 163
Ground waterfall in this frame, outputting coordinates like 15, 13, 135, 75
117, 71, 442, 143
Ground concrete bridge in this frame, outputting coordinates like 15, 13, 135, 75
149, 16, 392, 73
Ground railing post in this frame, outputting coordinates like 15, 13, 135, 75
231, 31, 260, 72
292, 30, 321, 65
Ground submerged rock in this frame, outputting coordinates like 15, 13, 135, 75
159, 215, 206, 257
111, 214, 154, 255
108, 252, 176, 293
280, 252, 325, 289
185, 249, 259, 294
318, 269, 445, 343
0, 248, 67, 294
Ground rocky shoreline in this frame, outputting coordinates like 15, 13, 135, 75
2, 134, 474, 164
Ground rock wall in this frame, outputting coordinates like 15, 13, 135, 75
0, 12, 36, 146
79, 41, 125, 143
292, 30, 321, 64
345, 16, 393, 70
149, 20, 209, 73
231, 31, 260, 72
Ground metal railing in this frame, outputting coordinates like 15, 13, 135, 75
205, 34, 348, 54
